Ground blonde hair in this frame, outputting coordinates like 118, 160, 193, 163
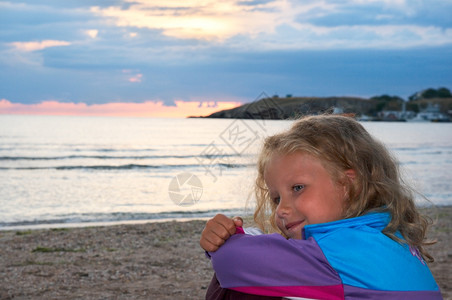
254, 114, 435, 262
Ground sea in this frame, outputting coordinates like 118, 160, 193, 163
1, 115, 451, 230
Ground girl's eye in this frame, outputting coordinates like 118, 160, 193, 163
273, 196, 281, 205
293, 185, 304, 192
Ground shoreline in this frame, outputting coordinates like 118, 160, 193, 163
0, 207, 450, 299
0, 217, 213, 232
2, 203, 450, 232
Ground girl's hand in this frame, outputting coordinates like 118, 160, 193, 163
200, 214, 243, 252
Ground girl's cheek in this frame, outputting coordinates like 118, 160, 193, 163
275, 216, 285, 233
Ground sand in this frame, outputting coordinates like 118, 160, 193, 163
0, 206, 451, 300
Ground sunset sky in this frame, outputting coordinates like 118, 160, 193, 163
1, 0, 451, 117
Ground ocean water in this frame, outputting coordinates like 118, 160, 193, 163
1, 115, 451, 230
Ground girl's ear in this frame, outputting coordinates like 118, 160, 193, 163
341, 169, 356, 198
344, 169, 356, 182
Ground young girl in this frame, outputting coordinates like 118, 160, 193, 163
200, 115, 442, 299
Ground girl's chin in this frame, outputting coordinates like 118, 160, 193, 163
287, 233, 303, 240
279, 229, 303, 240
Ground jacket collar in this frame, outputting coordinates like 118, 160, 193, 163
302, 211, 391, 240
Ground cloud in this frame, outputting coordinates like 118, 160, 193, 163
270, 24, 452, 49
86, 0, 452, 50
89, 0, 295, 41
0, 2, 96, 41
0, 99, 242, 118
122, 69, 143, 83
85, 29, 99, 38
302, 0, 452, 28
0, 0, 451, 107
8, 40, 71, 52
128, 73, 143, 83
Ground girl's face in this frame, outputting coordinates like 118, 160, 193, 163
264, 152, 348, 239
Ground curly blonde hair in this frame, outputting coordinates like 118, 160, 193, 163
253, 114, 435, 262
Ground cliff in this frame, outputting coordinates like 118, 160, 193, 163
193, 96, 375, 119
191, 93, 452, 120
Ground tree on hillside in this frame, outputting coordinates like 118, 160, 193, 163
437, 87, 452, 98
406, 102, 420, 113
409, 87, 451, 101
370, 95, 404, 112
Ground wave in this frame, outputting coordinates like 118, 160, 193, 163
391, 146, 452, 153
0, 163, 254, 171
0, 208, 248, 229
0, 153, 244, 161
0, 144, 216, 154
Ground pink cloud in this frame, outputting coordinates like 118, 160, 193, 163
128, 74, 143, 83
0, 99, 242, 118
9, 40, 71, 52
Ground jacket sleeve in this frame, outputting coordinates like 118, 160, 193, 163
205, 273, 283, 300
208, 233, 344, 299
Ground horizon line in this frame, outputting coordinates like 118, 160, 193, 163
0, 99, 243, 118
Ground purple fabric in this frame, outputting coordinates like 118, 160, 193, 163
206, 273, 282, 300
209, 233, 342, 289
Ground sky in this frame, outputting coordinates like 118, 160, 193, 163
1, 0, 451, 117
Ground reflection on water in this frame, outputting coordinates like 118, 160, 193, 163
0, 116, 451, 228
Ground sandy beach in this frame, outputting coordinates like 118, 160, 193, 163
1, 206, 451, 300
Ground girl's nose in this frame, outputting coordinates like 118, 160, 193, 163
275, 196, 291, 217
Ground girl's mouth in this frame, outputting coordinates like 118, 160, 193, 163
285, 220, 305, 231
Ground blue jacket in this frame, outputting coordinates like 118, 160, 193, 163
209, 212, 442, 299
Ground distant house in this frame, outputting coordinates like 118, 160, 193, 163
378, 110, 407, 121
332, 107, 344, 114
409, 103, 451, 122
